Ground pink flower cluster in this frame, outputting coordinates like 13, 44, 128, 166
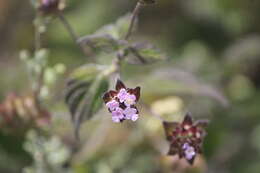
103, 80, 141, 123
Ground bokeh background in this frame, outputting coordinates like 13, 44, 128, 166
0, 0, 260, 172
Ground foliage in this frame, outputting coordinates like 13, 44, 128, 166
23, 130, 71, 173
0, 0, 260, 172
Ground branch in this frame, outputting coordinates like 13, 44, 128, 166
125, 1, 143, 40
57, 12, 92, 60
34, 25, 41, 51
33, 16, 45, 100
57, 12, 78, 44
34, 66, 46, 101
110, 1, 144, 78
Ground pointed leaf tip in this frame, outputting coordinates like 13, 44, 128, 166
128, 86, 141, 101
127, 42, 166, 65
115, 79, 126, 90
134, 86, 141, 101
183, 112, 193, 125
163, 121, 178, 141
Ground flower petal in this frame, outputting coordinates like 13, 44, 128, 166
117, 89, 128, 103
123, 107, 137, 117
106, 100, 119, 111
112, 116, 121, 123
131, 114, 139, 121
124, 94, 136, 106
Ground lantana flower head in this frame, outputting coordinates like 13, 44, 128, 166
163, 113, 209, 165
103, 80, 141, 123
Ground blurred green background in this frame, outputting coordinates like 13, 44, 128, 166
0, 0, 260, 172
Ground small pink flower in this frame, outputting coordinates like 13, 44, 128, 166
123, 107, 137, 120
183, 143, 196, 160
131, 114, 139, 121
124, 94, 136, 107
112, 116, 121, 123
106, 100, 119, 111
117, 89, 128, 103
111, 108, 124, 123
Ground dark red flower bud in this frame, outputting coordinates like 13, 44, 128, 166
163, 113, 209, 165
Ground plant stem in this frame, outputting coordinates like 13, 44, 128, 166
108, 1, 148, 79
57, 12, 79, 44
35, 27, 41, 51
125, 1, 143, 40
111, 1, 144, 78
34, 16, 45, 100
57, 12, 92, 60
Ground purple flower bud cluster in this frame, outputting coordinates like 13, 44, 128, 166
163, 113, 209, 165
103, 80, 141, 123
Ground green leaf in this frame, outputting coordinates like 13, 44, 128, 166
70, 64, 107, 81
73, 76, 109, 140
65, 80, 90, 116
95, 13, 132, 40
127, 43, 167, 64
77, 34, 120, 53
77, 14, 131, 54
65, 64, 109, 139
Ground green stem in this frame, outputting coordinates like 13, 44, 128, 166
57, 12, 79, 44
33, 16, 45, 100
125, 1, 143, 40
57, 12, 95, 61
112, 1, 144, 79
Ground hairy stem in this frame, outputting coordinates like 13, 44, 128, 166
33, 16, 45, 99
57, 12, 79, 44
125, 1, 143, 40
57, 12, 93, 61
112, 1, 144, 78
35, 27, 41, 51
